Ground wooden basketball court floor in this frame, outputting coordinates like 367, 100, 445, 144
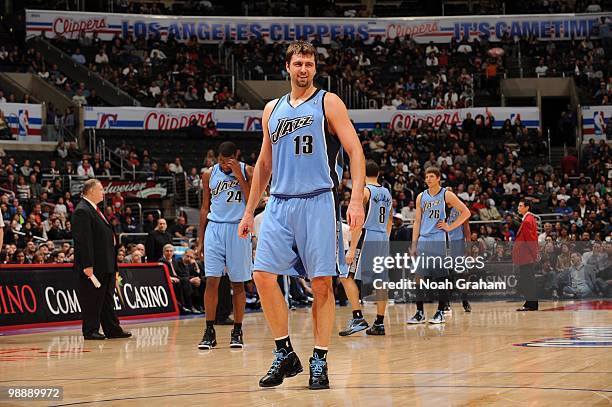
1, 301, 611, 406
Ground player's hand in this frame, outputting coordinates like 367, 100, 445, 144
346, 200, 365, 230
228, 159, 241, 176
436, 221, 451, 232
410, 244, 418, 257
195, 240, 203, 259
345, 250, 355, 265
83, 267, 94, 277
238, 212, 254, 238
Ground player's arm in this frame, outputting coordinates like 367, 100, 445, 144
386, 207, 393, 236
196, 169, 212, 256
346, 187, 369, 264
325, 92, 365, 229
463, 219, 471, 242
438, 191, 470, 232
230, 160, 252, 205
411, 193, 423, 255
239, 100, 276, 237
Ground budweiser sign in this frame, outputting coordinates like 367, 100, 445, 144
144, 111, 215, 130
53, 17, 106, 36
100, 181, 167, 199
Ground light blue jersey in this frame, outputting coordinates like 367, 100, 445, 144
364, 184, 392, 233
204, 161, 253, 282
419, 187, 447, 241
208, 162, 247, 223
447, 206, 464, 241
267, 89, 341, 197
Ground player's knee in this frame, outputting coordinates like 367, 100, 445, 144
311, 278, 332, 298
206, 277, 220, 290
232, 282, 245, 295
253, 271, 275, 288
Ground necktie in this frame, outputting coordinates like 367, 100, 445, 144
95, 206, 108, 224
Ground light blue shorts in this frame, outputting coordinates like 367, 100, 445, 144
254, 191, 338, 279
204, 221, 253, 282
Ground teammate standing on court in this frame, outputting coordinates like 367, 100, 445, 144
339, 161, 393, 336
238, 40, 365, 390
407, 167, 470, 325
197, 141, 254, 349
445, 186, 472, 313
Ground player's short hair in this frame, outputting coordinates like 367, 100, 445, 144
519, 200, 531, 209
285, 40, 317, 66
218, 141, 237, 157
82, 179, 101, 196
365, 160, 380, 177
425, 166, 441, 178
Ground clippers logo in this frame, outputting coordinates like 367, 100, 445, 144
211, 179, 239, 197
53, 17, 107, 36
270, 115, 313, 144
97, 113, 118, 129
18, 109, 29, 136
594, 111, 606, 135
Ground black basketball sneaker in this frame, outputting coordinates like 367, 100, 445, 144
407, 310, 426, 324
463, 300, 472, 313
365, 323, 385, 335
197, 326, 217, 350
259, 349, 303, 387
338, 317, 369, 336
230, 329, 244, 348
308, 354, 329, 390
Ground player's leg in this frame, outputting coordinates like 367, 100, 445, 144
226, 222, 252, 348
366, 289, 388, 335
338, 232, 369, 336
199, 221, 224, 350
253, 197, 304, 387
230, 282, 246, 348
338, 275, 369, 336
198, 276, 220, 349
297, 192, 338, 390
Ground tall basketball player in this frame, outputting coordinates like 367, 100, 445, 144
238, 41, 365, 390
339, 161, 393, 336
197, 141, 254, 349
407, 167, 470, 324
445, 186, 472, 313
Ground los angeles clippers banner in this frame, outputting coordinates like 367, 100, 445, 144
582, 105, 611, 143
0, 263, 178, 330
84, 106, 540, 132
0, 102, 43, 141
26, 9, 606, 44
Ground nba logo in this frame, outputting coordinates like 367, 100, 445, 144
243, 116, 262, 131
594, 111, 605, 135
18, 109, 29, 137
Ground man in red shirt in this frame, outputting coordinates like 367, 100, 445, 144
560, 150, 578, 175
512, 201, 540, 311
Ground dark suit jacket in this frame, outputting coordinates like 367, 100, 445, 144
72, 199, 117, 276
512, 212, 539, 265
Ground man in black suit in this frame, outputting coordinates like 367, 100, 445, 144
72, 179, 131, 340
